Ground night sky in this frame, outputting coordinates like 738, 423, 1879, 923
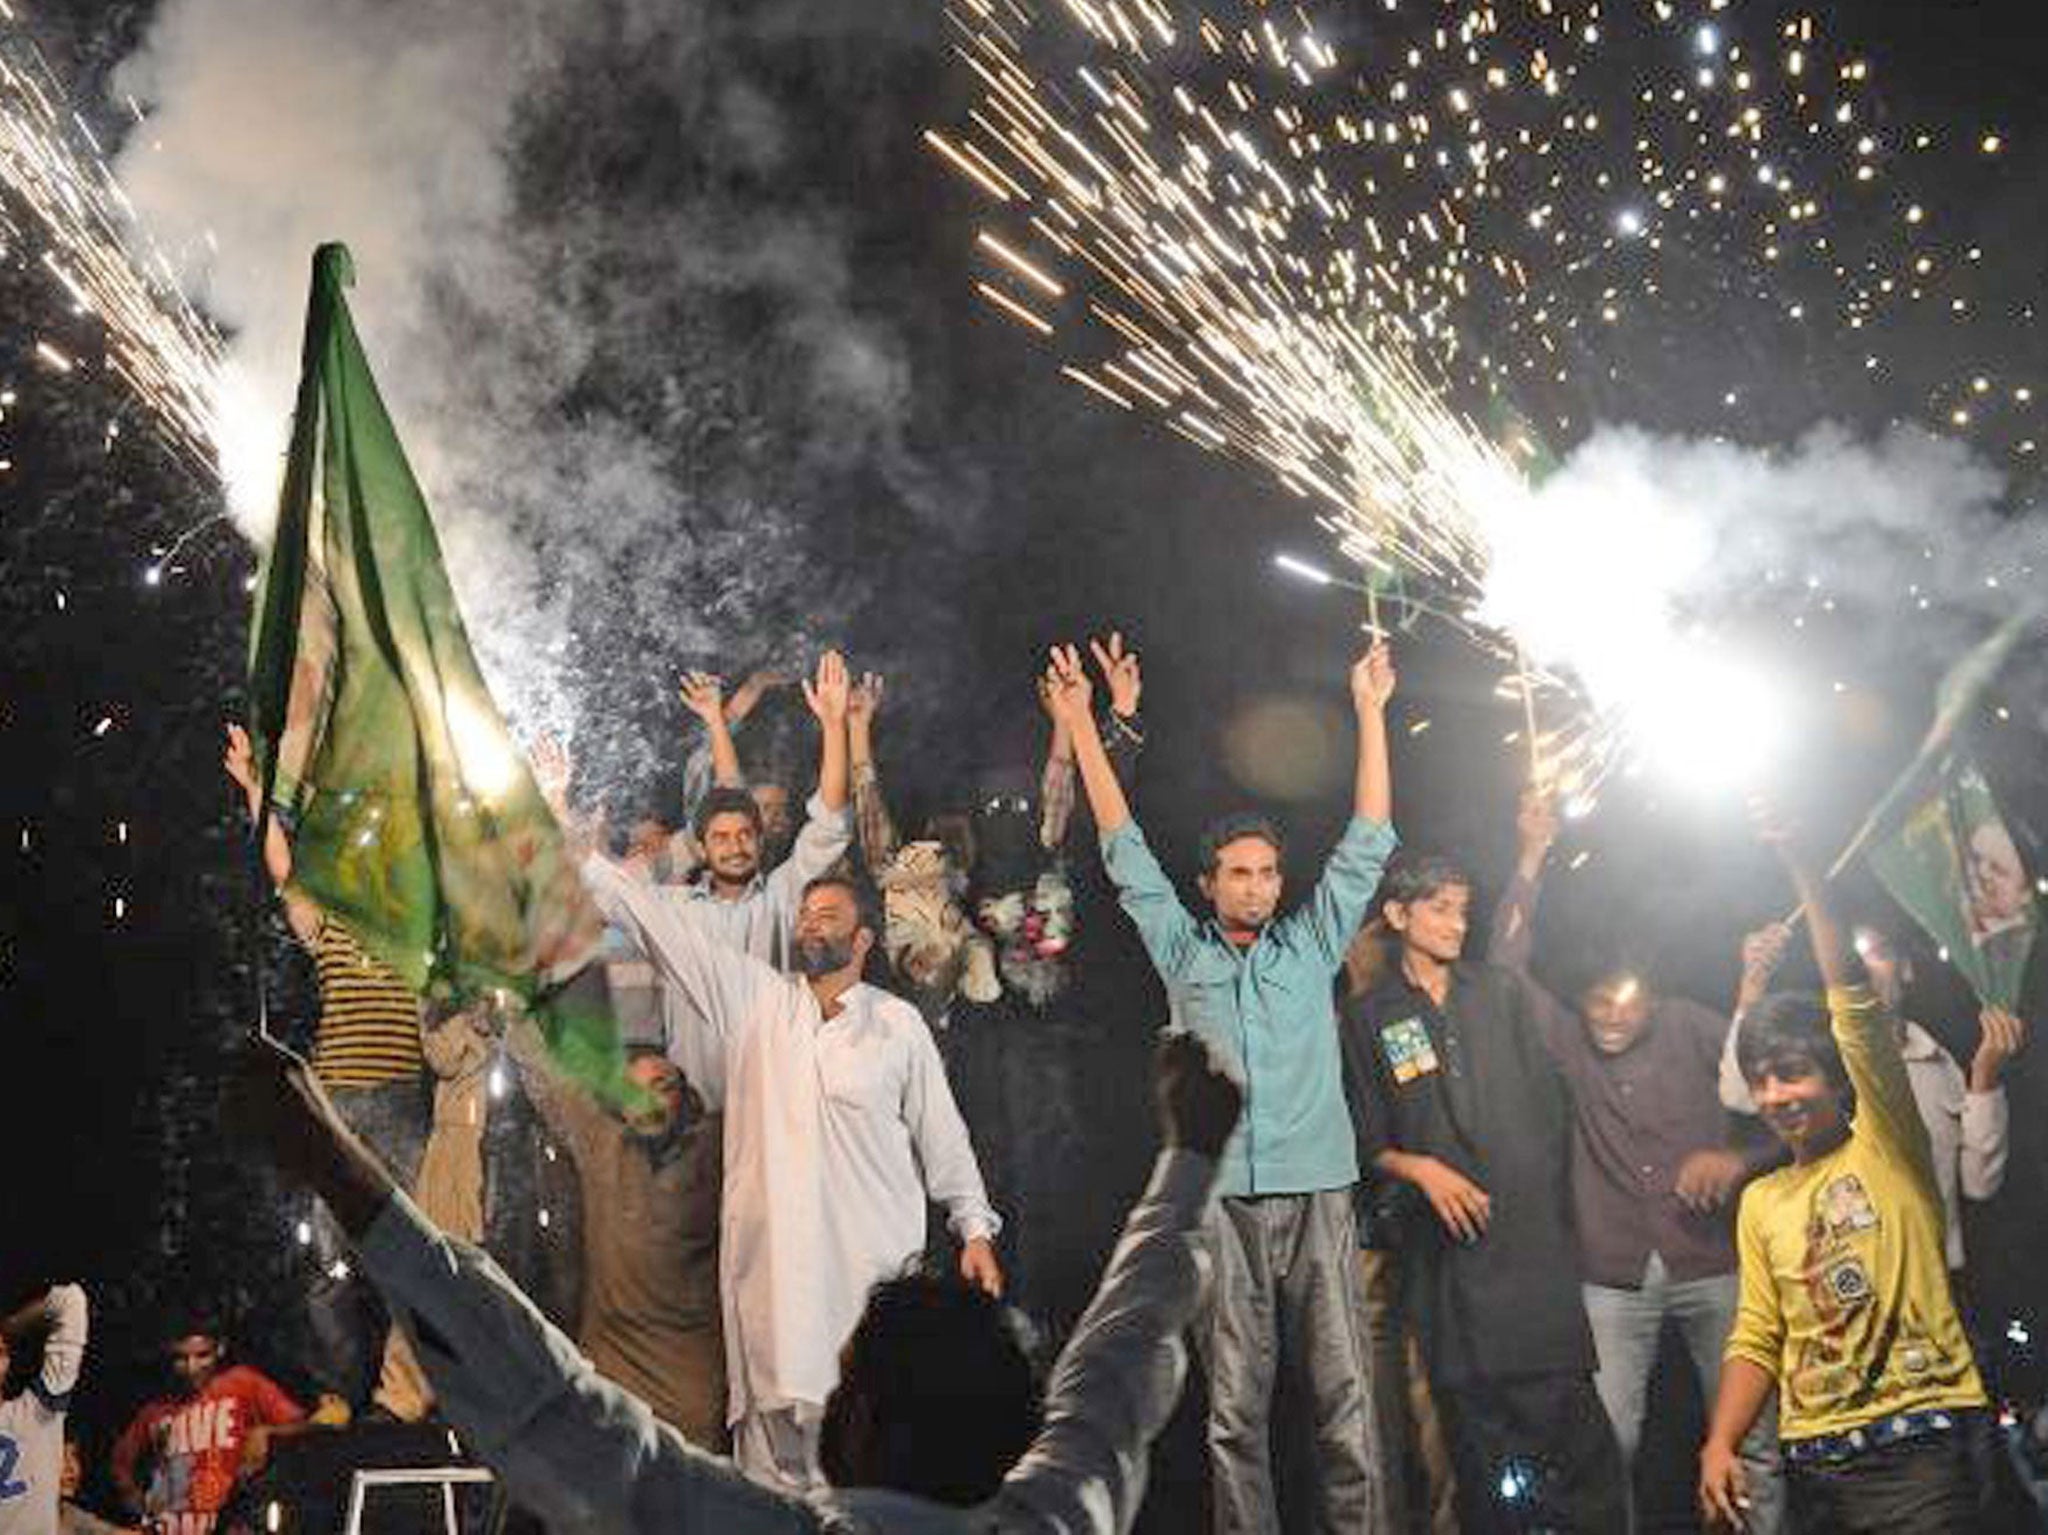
3, 0, 2046, 1526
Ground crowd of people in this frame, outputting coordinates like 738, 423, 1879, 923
5, 633, 2044, 1535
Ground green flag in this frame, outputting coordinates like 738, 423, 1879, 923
247, 244, 610, 1043
1868, 756, 2037, 1011
1851, 608, 2042, 1010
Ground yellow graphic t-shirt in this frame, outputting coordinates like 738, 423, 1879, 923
1724, 985, 1986, 1442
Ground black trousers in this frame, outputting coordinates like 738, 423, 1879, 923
1788, 1413, 2037, 1535
1437, 1372, 1627, 1534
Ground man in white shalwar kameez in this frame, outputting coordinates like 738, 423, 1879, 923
580, 855, 1004, 1495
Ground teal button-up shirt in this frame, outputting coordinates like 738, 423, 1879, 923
1102, 814, 1398, 1197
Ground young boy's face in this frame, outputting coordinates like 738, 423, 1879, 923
1747, 1052, 1846, 1159
1386, 882, 1471, 964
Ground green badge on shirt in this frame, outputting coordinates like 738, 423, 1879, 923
1380, 1016, 1441, 1084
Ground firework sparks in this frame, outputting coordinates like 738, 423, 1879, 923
931, 0, 2029, 801
0, 11, 224, 479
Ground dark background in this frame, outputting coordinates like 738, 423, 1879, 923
3, 0, 2046, 1528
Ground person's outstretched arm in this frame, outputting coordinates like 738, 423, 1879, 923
231, 1035, 818, 1535
680, 672, 745, 792
989, 1034, 1243, 1533
1044, 645, 1202, 976
1283, 642, 1400, 969
1758, 804, 1932, 1181
845, 672, 901, 867
224, 723, 320, 943
1488, 787, 1555, 972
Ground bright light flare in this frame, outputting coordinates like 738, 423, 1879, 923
1628, 646, 1790, 796
1274, 551, 1335, 585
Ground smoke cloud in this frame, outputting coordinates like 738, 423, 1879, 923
112, 0, 975, 796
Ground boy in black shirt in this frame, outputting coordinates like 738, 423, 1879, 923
1343, 853, 1624, 1534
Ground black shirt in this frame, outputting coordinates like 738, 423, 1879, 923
1342, 959, 1595, 1387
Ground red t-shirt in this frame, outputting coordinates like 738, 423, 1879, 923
112, 1368, 304, 1535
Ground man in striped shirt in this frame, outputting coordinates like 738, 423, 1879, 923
225, 723, 429, 1413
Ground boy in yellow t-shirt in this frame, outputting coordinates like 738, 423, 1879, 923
1699, 809, 1988, 1533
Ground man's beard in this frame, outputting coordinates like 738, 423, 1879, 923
794, 933, 857, 976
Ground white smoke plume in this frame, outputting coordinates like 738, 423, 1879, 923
1477, 421, 2042, 790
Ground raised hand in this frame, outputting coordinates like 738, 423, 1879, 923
728, 668, 793, 725
1154, 1031, 1244, 1158
803, 650, 851, 724
1350, 638, 1396, 712
847, 671, 885, 730
1516, 784, 1559, 864
1740, 924, 1791, 985
1089, 631, 1143, 718
678, 671, 727, 725
223, 722, 257, 794
1971, 1006, 2029, 1091
1746, 794, 1797, 853
1041, 643, 1094, 727
530, 733, 572, 816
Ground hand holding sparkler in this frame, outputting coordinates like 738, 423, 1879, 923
1514, 785, 1559, 880
1350, 638, 1396, 714
846, 671, 885, 731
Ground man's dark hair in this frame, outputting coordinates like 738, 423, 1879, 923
1736, 992, 1851, 1099
818, 1273, 1042, 1505
692, 785, 764, 843
1377, 852, 1472, 913
801, 872, 880, 935
162, 1308, 224, 1346
1198, 812, 1286, 876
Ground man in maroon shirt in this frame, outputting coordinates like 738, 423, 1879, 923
1492, 791, 1782, 1532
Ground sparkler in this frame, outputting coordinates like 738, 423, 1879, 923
0, 17, 224, 481
930, 0, 2017, 804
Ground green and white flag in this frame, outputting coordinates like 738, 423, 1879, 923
247, 244, 617, 1084
1868, 756, 2037, 1011
1855, 608, 2040, 1011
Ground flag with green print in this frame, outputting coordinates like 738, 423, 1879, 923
246, 243, 618, 1088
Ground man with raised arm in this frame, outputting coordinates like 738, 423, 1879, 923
234, 1023, 1242, 1535
573, 847, 1004, 1495
1043, 635, 1398, 1535
537, 654, 854, 1111
1700, 807, 1991, 1533
0, 1283, 89, 1535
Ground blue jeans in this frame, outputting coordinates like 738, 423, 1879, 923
1583, 1256, 1784, 1534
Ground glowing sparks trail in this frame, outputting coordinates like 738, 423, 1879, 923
931, 0, 2027, 801
0, 11, 223, 479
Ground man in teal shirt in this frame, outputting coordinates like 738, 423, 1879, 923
1043, 636, 1398, 1535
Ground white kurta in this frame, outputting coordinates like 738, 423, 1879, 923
588, 793, 851, 1107
583, 855, 1000, 1424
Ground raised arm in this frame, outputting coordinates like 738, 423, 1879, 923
1960, 1006, 2022, 1198
581, 851, 776, 1048
680, 672, 745, 790
990, 1034, 1241, 1534
1489, 787, 1556, 972
225, 723, 320, 943
1719, 923, 1791, 1112
846, 671, 902, 866
1042, 633, 1145, 848
1759, 804, 1933, 1179
3, 1282, 88, 1410
231, 1038, 817, 1535
504, 1016, 606, 1150
1045, 644, 1131, 836
1350, 639, 1394, 825
801, 650, 850, 815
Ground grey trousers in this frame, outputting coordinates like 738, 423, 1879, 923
1197, 1189, 1387, 1535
